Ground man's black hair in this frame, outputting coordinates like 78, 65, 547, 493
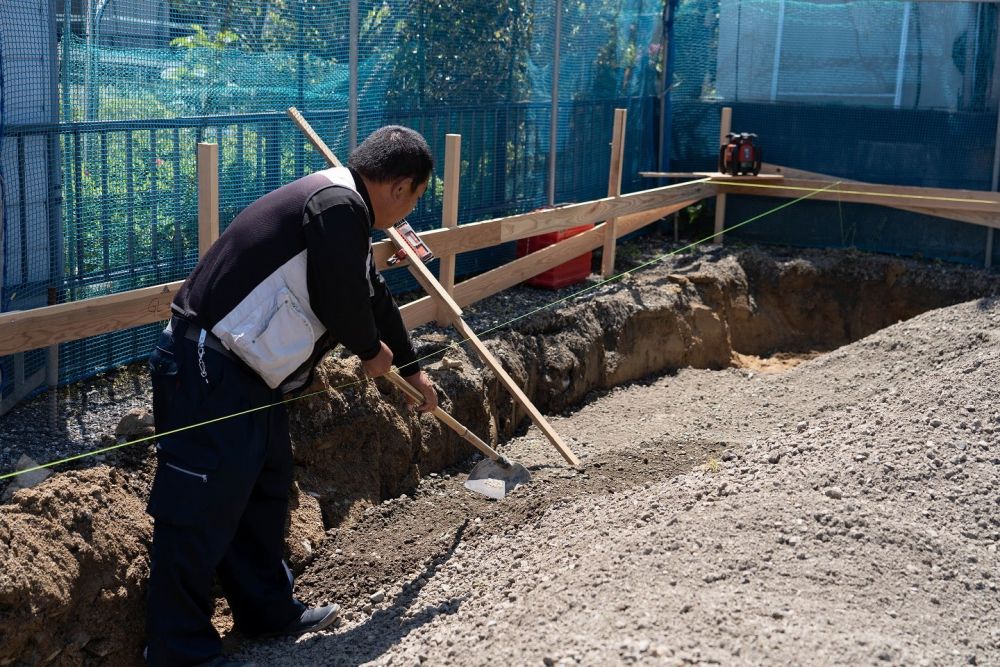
348, 125, 433, 191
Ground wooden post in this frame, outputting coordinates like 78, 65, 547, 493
197, 143, 219, 257
437, 134, 462, 324
602, 108, 627, 277
713, 106, 732, 244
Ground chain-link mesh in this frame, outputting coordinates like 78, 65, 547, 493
6, 1, 998, 407
0, 0, 666, 404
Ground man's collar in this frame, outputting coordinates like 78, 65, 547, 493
348, 167, 375, 224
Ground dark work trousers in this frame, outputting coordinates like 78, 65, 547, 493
144, 320, 305, 666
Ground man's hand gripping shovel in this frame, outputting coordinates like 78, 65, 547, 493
384, 370, 531, 500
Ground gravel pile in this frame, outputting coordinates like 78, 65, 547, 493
240, 295, 999, 666
0, 367, 153, 486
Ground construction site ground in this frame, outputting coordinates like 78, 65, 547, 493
237, 295, 999, 667
1, 240, 998, 666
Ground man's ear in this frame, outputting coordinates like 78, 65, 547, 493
392, 177, 413, 199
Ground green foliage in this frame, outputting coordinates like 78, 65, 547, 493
169, 24, 240, 49
385, 0, 534, 107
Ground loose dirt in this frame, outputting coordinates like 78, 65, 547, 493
1, 244, 997, 666
242, 296, 999, 666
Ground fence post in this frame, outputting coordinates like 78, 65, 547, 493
437, 134, 461, 325
197, 143, 220, 257
349, 0, 360, 152
602, 108, 627, 277
713, 106, 732, 244
548, 0, 562, 206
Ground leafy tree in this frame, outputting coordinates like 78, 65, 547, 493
385, 0, 535, 107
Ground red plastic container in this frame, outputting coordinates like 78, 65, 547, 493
516, 223, 594, 289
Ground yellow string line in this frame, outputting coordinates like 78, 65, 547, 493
711, 179, 1000, 206
0, 180, 841, 483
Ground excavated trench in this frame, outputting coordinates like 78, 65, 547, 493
1, 245, 998, 666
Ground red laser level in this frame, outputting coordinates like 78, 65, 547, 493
386, 219, 435, 266
718, 132, 762, 176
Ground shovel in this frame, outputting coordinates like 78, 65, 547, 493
384, 370, 531, 500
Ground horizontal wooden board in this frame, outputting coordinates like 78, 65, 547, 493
758, 163, 1000, 228
0, 281, 182, 356
374, 180, 715, 270
400, 201, 696, 329
717, 177, 1000, 224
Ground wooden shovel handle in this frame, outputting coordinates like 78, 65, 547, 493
384, 370, 500, 462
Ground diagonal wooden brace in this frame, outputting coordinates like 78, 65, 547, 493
386, 226, 581, 467
284, 107, 580, 466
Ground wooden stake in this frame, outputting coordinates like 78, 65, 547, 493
713, 106, 732, 244
438, 134, 462, 325
287, 107, 343, 168
386, 225, 581, 467
197, 143, 219, 256
602, 108, 627, 277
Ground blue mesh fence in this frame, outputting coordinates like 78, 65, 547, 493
0, 0, 665, 404
667, 0, 1000, 266
9, 0, 997, 407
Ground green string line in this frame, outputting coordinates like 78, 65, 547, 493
0, 180, 841, 483
475, 179, 844, 338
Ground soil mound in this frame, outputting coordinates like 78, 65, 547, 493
0, 245, 997, 665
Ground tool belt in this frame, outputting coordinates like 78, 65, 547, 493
167, 316, 238, 363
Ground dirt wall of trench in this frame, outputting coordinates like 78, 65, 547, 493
1, 247, 997, 666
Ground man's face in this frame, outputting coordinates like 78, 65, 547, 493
373, 177, 429, 230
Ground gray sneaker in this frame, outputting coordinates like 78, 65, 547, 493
257, 603, 341, 639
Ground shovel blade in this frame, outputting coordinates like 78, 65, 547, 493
464, 458, 532, 500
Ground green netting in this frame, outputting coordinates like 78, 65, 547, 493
0, 0, 665, 401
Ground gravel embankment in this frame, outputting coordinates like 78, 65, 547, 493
239, 295, 999, 666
